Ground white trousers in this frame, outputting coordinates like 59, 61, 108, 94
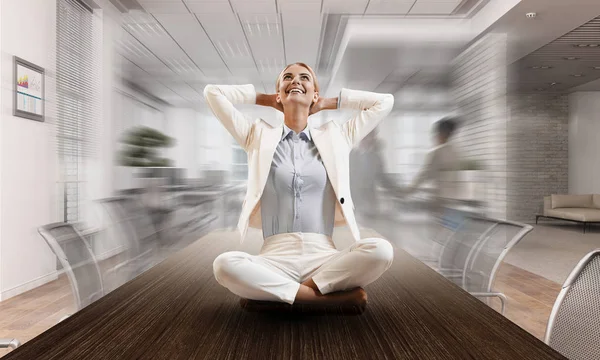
213, 233, 394, 304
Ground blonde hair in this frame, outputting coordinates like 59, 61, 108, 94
275, 62, 320, 93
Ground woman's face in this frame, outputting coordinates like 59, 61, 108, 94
276, 64, 319, 109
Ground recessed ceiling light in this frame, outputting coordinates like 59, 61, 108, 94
592, 66, 600, 70
570, 74, 585, 77
549, 82, 559, 86
535, 88, 546, 91
530, 65, 553, 69
573, 44, 599, 48
564, 57, 580, 60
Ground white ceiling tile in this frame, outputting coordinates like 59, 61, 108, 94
195, 12, 258, 78
138, 1, 189, 14
365, 1, 415, 15
323, 0, 368, 14
238, 13, 280, 25
154, 14, 229, 75
196, 11, 240, 30
233, 1, 277, 13
278, 1, 321, 13
281, 11, 322, 68
146, 66, 179, 78
186, 2, 231, 13
256, 57, 286, 76
184, 0, 228, 2
164, 82, 204, 102
409, 1, 461, 14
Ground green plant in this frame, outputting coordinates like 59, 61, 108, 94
118, 126, 176, 167
459, 159, 483, 171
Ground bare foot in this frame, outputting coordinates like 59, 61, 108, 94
347, 287, 368, 308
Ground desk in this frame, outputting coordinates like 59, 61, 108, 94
179, 183, 245, 228
4, 233, 565, 359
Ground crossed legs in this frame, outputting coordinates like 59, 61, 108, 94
213, 237, 394, 307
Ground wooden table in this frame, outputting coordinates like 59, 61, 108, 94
3, 232, 566, 360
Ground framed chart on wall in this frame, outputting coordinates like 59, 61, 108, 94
13, 56, 45, 122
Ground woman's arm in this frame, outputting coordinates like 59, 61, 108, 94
405, 149, 436, 194
203, 84, 258, 151
256, 93, 283, 112
338, 89, 394, 148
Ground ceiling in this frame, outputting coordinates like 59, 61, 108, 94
110, 0, 489, 107
511, 15, 600, 93
483, 0, 600, 93
109, 0, 600, 108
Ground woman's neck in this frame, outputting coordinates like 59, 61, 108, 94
283, 105, 309, 133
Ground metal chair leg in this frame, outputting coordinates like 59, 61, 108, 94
470, 292, 507, 315
0, 338, 21, 349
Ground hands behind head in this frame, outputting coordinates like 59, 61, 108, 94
265, 93, 331, 115
308, 97, 326, 116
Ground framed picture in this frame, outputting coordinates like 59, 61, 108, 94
13, 56, 45, 122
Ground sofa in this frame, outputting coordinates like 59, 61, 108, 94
537, 194, 600, 233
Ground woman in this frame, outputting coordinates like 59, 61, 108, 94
204, 63, 394, 311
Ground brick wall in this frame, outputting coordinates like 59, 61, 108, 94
451, 34, 508, 219
507, 94, 569, 222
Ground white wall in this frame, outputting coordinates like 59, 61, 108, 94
568, 92, 600, 194
165, 107, 198, 178
0, 0, 58, 300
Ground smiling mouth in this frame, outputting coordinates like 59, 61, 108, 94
287, 89, 305, 94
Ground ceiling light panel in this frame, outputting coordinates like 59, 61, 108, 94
154, 14, 229, 76
409, 0, 462, 15
365, 1, 415, 15
322, 0, 369, 14
137, 0, 189, 14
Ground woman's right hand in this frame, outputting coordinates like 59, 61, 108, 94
256, 93, 284, 112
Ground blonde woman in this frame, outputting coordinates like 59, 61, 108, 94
205, 63, 394, 312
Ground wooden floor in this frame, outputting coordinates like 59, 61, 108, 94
0, 239, 562, 358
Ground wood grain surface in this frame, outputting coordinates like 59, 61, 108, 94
3, 231, 566, 360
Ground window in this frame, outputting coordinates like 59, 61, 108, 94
56, 0, 101, 222
385, 112, 448, 185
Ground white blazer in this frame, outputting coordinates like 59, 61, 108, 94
203, 84, 394, 243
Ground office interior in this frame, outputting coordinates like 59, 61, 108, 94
0, 0, 598, 358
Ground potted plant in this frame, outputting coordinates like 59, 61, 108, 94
118, 126, 175, 167
116, 126, 176, 189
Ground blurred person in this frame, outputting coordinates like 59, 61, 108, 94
403, 117, 460, 200
205, 63, 394, 312
398, 117, 464, 249
350, 126, 401, 221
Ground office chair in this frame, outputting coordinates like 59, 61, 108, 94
545, 249, 600, 360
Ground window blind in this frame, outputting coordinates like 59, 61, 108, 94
56, 0, 101, 222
